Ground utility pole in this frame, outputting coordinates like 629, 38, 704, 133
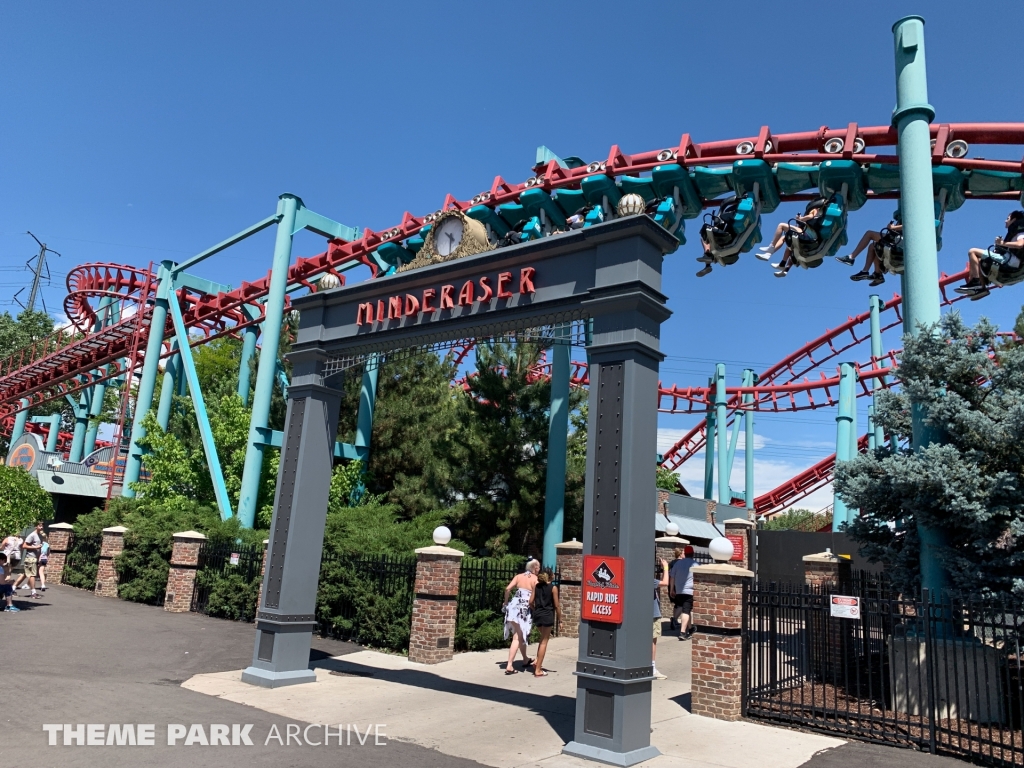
16, 232, 61, 312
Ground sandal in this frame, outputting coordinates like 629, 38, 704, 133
504, 669, 517, 675
534, 671, 549, 677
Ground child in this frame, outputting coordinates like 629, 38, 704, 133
0, 553, 17, 612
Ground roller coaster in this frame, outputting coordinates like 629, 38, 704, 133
2, 121, 1023, 525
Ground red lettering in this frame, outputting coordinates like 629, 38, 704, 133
356, 302, 375, 326
388, 295, 403, 319
377, 299, 385, 322
421, 288, 437, 313
497, 272, 513, 298
439, 284, 455, 310
519, 267, 536, 295
476, 276, 493, 303
404, 294, 421, 316
458, 280, 475, 307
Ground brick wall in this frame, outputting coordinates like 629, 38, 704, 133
94, 526, 127, 598
408, 547, 463, 664
555, 540, 582, 638
46, 523, 73, 585
690, 563, 752, 721
164, 531, 206, 613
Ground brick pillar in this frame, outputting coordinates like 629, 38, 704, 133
705, 499, 717, 524
723, 518, 756, 571
690, 562, 753, 721
803, 551, 853, 682
555, 539, 582, 638
408, 545, 464, 664
655, 535, 689, 618
657, 489, 670, 517
45, 522, 73, 585
94, 525, 127, 598
163, 531, 206, 612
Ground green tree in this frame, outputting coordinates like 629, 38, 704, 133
656, 465, 680, 491
0, 465, 53, 534
836, 314, 1024, 596
0, 309, 64, 453
762, 508, 832, 531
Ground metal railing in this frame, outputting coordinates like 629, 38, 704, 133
744, 581, 1023, 766
315, 553, 417, 642
190, 541, 264, 620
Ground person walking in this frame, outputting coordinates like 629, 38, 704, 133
502, 559, 540, 675
669, 546, 697, 640
1, 532, 23, 589
37, 532, 49, 591
15, 522, 43, 598
653, 556, 669, 680
529, 567, 561, 677
0, 553, 16, 612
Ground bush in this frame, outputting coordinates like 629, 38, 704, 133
0, 464, 54, 536
202, 570, 261, 621
455, 609, 507, 651
315, 561, 413, 652
60, 505, 119, 590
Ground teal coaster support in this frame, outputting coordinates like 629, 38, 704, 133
166, 269, 233, 520
67, 391, 90, 462
542, 329, 571, 568
832, 362, 857, 531
156, 339, 180, 431
714, 364, 729, 505
868, 294, 887, 449
123, 263, 172, 496
11, 399, 29, 443
237, 309, 261, 407
893, 15, 948, 592
703, 390, 716, 501
742, 368, 755, 512
32, 414, 62, 452
237, 194, 300, 529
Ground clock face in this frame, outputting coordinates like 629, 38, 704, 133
434, 217, 464, 257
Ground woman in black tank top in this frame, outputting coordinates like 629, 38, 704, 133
529, 568, 561, 677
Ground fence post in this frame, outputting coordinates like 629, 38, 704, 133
408, 544, 464, 664
723, 518, 756, 571
164, 531, 207, 612
690, 562, 753, 721
655, 535, 689, 618
95, 525, 128, 598
803, 549, 851, 588
46, 522, 73, 585
555, 539, 582, 638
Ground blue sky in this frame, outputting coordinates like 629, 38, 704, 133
2, 1, 1021, 510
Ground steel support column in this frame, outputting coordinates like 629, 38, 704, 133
715, 364, 729, 505
237, 194, 300, 529
83, 377, 108, 456
833, 362, 856, 531
893, 15, 947, 592
11, 399, 29, 443
68, 392, 89, 462
156, 339, 180, 432
703, 403, 715, 501
743, 369, 755, 513
543, 330, 571, 568
869, 294, 886, 449
238, 323, 259, 407
123, 263, 171, 496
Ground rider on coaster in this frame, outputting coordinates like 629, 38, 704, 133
955, 210, 1024, 297
754, 197, 828, 278
835, 220, 903, 286
695, 197, 742, 278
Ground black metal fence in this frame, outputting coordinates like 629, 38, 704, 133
60, 531, 103, 590
457, 558, 530, 621
315, 553, 417, 643
190, 541, 264, 620
744, 581, 1023, 766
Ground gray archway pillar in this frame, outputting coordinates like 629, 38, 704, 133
242, 348, 341, 688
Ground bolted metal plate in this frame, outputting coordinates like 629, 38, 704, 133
592, 362, 624, 556
257, 630, 275, 662
265, 397, 306, 610
587, 620, 617, 660
584, 689, 615, 738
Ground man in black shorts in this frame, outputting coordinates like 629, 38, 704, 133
669, 546, 696, 640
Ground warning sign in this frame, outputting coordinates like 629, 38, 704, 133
830, 595, 860, 619
725, 534, 746, 563
582, 555, 625, 624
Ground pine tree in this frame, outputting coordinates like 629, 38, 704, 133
836, 313, 1024, 596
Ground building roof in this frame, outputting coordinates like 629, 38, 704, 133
37, 471, 110, 499
654, 513, 722, 541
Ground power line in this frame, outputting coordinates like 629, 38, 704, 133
12, 232, 61, 312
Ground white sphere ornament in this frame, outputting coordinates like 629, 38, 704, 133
709, 537, 735, 562
432, 526, 452, 546
616, 193, 646, 217
665, 522, 680, 537
318, 273, 341, 291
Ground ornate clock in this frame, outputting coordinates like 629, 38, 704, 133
399, 210, 492, 272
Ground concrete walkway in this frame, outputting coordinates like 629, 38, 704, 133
185, 631, 843, 768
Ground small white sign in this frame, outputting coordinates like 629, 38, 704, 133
229, 553, 240, 566
830, 595, 860, 619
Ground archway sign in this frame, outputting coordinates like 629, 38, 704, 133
242, 215, 676, 766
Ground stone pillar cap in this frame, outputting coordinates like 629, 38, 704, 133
102, 525, 128, 534
414, 545, 465, 557
263, 539, 270, 546
172, 530, 207, 540
723, 518, 756, 528
692, 563, 754, 578
655, 536, 690, 545
802, 550, 849, 564
555, 539, 583, 551
47, 522, 73, 530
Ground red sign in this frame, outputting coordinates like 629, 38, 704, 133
356, 266, 536, 327
726, 534, 746, 563
582, 555, 625, 624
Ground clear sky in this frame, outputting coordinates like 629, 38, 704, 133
2, 1, 1021, 510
